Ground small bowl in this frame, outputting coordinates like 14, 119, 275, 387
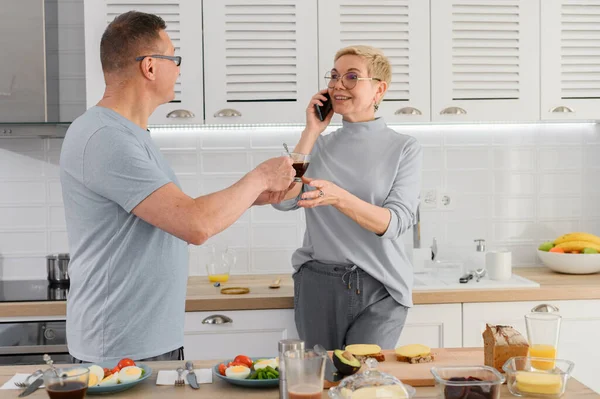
430, 365, 505, 399
537, 250, 600, 274
502, 356, 574, 398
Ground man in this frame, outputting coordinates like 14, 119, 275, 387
60, 11, 294, 362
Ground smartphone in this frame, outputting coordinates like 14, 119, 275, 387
314, 92, 332, 121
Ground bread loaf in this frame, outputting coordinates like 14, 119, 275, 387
483, 323, 529, 372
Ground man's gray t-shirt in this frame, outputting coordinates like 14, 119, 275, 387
60, 106, 188, 362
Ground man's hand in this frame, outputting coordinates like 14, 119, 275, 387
253, 156, 295, 191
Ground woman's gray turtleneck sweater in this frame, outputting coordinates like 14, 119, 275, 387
273, 117, 422, 307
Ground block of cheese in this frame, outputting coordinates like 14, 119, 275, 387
482, 324, 529, 372
516, 371, 563, 395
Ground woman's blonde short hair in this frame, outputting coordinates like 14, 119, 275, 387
334, 45, 392, 85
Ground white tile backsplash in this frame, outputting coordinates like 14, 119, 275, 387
0, 123, 599, 278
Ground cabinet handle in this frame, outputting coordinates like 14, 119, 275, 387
395, 107, 422, 115
166, 109, 196, 118
550, 106, 574, 113
201, 314, 233, 324
214, 108, 242, 118
440, 106, 467, 115
531, 304, 560, 313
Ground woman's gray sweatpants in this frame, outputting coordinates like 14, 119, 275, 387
293, 260, 409, 351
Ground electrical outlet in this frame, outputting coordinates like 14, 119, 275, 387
420, 188, 437, 210
438, 192, 455, 211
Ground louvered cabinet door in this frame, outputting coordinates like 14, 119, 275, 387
317, 0, 430, 123
84, 0, 204, 125
541, 0, 600, 120
431, 0, 540, 122
203, 0, 318, 124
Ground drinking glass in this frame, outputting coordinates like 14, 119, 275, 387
283, 152, 311, 182
284, 349, 326, 399
205, 245, 236, 283
44, 367, 89, 399
525, 312, 561, 370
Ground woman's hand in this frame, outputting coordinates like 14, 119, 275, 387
305, 89, 334, 136
297, 176, 347, 208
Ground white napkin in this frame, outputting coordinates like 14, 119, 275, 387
156, 369, 212, 385
1, 373, 45, 389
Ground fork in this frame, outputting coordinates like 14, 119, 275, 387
14, 381, 28, 388
174, 367, 185, 386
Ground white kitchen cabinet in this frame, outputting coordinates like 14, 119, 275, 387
183, 309, 298, 360
317, 0, 430, 123
396, 304, 462, 349
84, 0, 204, 125
431, 0, 540, 122
463, 300, 600, 394
202, 0, 318, 124
541, 0, 600, 120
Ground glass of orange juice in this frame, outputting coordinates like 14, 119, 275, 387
205, 245, 236, 283
525, 312, 561, 370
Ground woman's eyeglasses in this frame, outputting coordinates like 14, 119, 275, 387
324, 71, 381, 90
135, 54, 182, 66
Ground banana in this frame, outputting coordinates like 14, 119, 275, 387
554, 232, 600, 246
554, 241, 600, 253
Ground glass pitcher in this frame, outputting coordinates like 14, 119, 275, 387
205, 245, 236, 283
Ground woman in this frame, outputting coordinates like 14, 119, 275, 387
273, 45, 422, 350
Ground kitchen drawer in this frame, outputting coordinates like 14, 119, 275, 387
184, 310, 298, 360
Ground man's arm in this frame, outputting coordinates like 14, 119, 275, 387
132, 157, 295, 245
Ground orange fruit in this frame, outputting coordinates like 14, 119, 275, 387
549, 247, 565, 253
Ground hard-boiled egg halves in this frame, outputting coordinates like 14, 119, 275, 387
98, 372, 119, 387
253, 358, 278, 370
118, 366, 142, 383
225, 365, 251, 379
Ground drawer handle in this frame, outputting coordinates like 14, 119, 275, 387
531, 304, 559, 313
395, 107, 422, 115
202, 315, 233, 324
440, 106, 467, 115
550, 106, 574, 113
214, 108, 242, 118
166, 109, 196, 118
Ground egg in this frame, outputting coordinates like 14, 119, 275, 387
87, 365, 104, 386
225, 365, 251, 380
98, 372, 119, 387
118, 366, 142, 383
253, 358, 278, 371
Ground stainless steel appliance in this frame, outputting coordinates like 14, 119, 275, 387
46, 254, 70, 285
0, 280, 70, 365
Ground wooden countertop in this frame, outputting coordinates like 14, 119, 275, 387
0, 360, 597, 399
2, 267, 600, 318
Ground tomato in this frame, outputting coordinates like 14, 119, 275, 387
227, 361, 246, 368
111, 366, 120, 375
117, 358, 136, 370
103, 368, 112, 379
233, 355, 253, 368
218, 363, 227, 376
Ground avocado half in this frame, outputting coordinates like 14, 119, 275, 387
333, 349, 361, 376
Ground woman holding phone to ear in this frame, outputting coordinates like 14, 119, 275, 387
273, 45, 423, 350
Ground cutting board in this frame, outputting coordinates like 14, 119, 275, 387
324, 347, 484, 388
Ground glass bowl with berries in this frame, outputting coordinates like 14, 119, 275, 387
430, 366, 505, 399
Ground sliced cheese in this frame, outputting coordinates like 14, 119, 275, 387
351, 385, 409, 399
515, 371, 562, 395
395, 344, 431, 358
345, 344, 382, 356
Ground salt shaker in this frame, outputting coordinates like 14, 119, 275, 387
278, 339, 304, 399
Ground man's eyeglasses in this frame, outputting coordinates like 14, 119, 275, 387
325, 71, 381, 90
135, 55, 182, 66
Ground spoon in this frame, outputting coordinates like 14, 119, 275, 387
269, 278, 281, 289
283, 143, 292, 157
474, 268, 486, 282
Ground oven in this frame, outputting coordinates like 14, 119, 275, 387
0, 320, 71, 365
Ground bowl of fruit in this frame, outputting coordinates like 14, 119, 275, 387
537, 232, 600, 274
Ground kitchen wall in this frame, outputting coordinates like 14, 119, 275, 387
1, 123, 599, 279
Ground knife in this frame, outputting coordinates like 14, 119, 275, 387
314, 344, 343, 383
18, 376, 43, 397
185, 361, 199, 389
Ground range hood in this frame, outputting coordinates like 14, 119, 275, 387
0, 0, 68, 137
